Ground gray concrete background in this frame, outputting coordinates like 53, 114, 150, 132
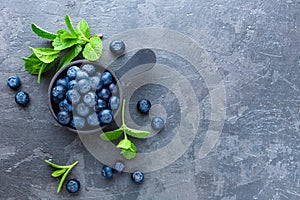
1, 0, 300, 199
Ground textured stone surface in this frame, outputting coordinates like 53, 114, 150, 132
1, 0, 300, 200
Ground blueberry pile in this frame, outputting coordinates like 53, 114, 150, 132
51, 63, 120, 130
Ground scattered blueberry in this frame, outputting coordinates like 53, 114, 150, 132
151, 117, 165, 130
15, 90, 30, 106
68, 80, 77, 90
87, 112, 100, 126
108, 83, 118, 94
57, 111, 72, 125
131, 171, 144, 183
81, 64, 96, 75
77, 79, 91, 94
109, 96, 120, 110
99, 109, 113, 124
52, 85, 67, 101
76, 103, 90, 117
70, 116, 85, 129
76, 70, 89, 80
56, 77, 69, 88
7, 76, 21, 89
97, 88, 111, 100
90, 76, 103, 91
67, 66, 80, 79
114, 161, 125, 173
59, 99, 72, 112
102, 165, 114, 179
101, 72, 113, 86
137, 99, 151, 113
66, 179, 80, 193
109, 39, 125, 55
66, 89, 81, 105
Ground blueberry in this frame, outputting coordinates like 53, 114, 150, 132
77, 79, 91, 94
137, 99, 151, 113
109, 39, 125, 55
15, 90, 30, 106
114, 161, 125, 173
53, 97, 60, 104
76, 70, 89, 80
59, 99, 72, 112
67, 66, 80, 79
101, 72, 113, 86
68, 80, 77, 90
94, 99, 107, 112
151, 117, 165, 130
99, 109, 113, 124
56, 77, 69, 88
131, 171, 144, 183
57, 111, 72, 125
108, 83, 118, 94
7, 75, 21, 89
52, 85, 67, 101
97, 88, 111, 100
81, 64, 96, 75
101, 165, 114, 179
90, 76, 103, 91
70, 116, 85, 129
83, 92, 97, 107
66, 89, 81, 104
76, 103, 90, 117
66, 179, 80, 193
109, 96, 120, 110
87, 112, 100, 126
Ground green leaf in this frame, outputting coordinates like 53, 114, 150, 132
125, 127, 150, 138
100, 128, 123, 141
82, 36, 102, 61
30, 48, 60, 63
31, 23, 57, 40
57, 44, 82, 70
52, 29, 78, 51
117, 139, 132, 150
120, 143, 137, 160
51, 169, 67, 177
64, 15, 77, 36
76, 19, 90, 40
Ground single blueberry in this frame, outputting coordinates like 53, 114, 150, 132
77, 79, 91, 94
90, 76, 103, 91
56, 77, 69, 88
70, 116, 85, 129
59, 99, 72, 112
109, 96, 120, 110
81, 64, 96, 75
76, 70, 89, 80
109, 39, 125, 55
66, 89, 81, 105
7, 75, 21, 89
114, 161, 125, 173
97, 88, 111, 100
131, 171, 144, 183
151, 117, 165, 130
67, 66, 80, 79
76, 103, 90, 117
57, 111, 72, 125
101, 72, 113, 86
83, 92, 97, 108
137, 99, 151, 113
94, 99, 107, 112
15, 90, 30, 106
99, 109, 113, 124
68, 80, 77, 90
101, 165, 114, 179
52, 85, 67, 101
87, 112, 100, 126
53, 96, 60, 104
66, 179, 80, 193
108, 83, 118, 94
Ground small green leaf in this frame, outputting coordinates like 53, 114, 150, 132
82, 36, 102, 61
30, 48, 60, 63
125, 127, 150, 138
129, 141, 137, 152
100, 128, 123, 141
64, 15, 77, 36
51, 169, 67, 177
57, 44, 82, 70
52, 29, 78, 51
76, 19, 90, 40
117, 139, 132, 150
31, 23, 57, 40
120, 147, 136, 160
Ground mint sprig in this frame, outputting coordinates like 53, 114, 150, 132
22, 15, 103, 83
100, 99, 150, 160
45, 160, 78, 193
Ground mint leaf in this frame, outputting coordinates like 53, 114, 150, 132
51, 169, 67, 177
64, 15, 77, 36
57, 44, 82, 70
120, 146, 136, 160
117, 139, 132, 150
76, 19, 90, 40
30, 48, 60, 63
125, 127, 150, 138
100, 128, 123, 141
53, 29, 78, 51
31, 23, 57, 40
82, 35, 102, 61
